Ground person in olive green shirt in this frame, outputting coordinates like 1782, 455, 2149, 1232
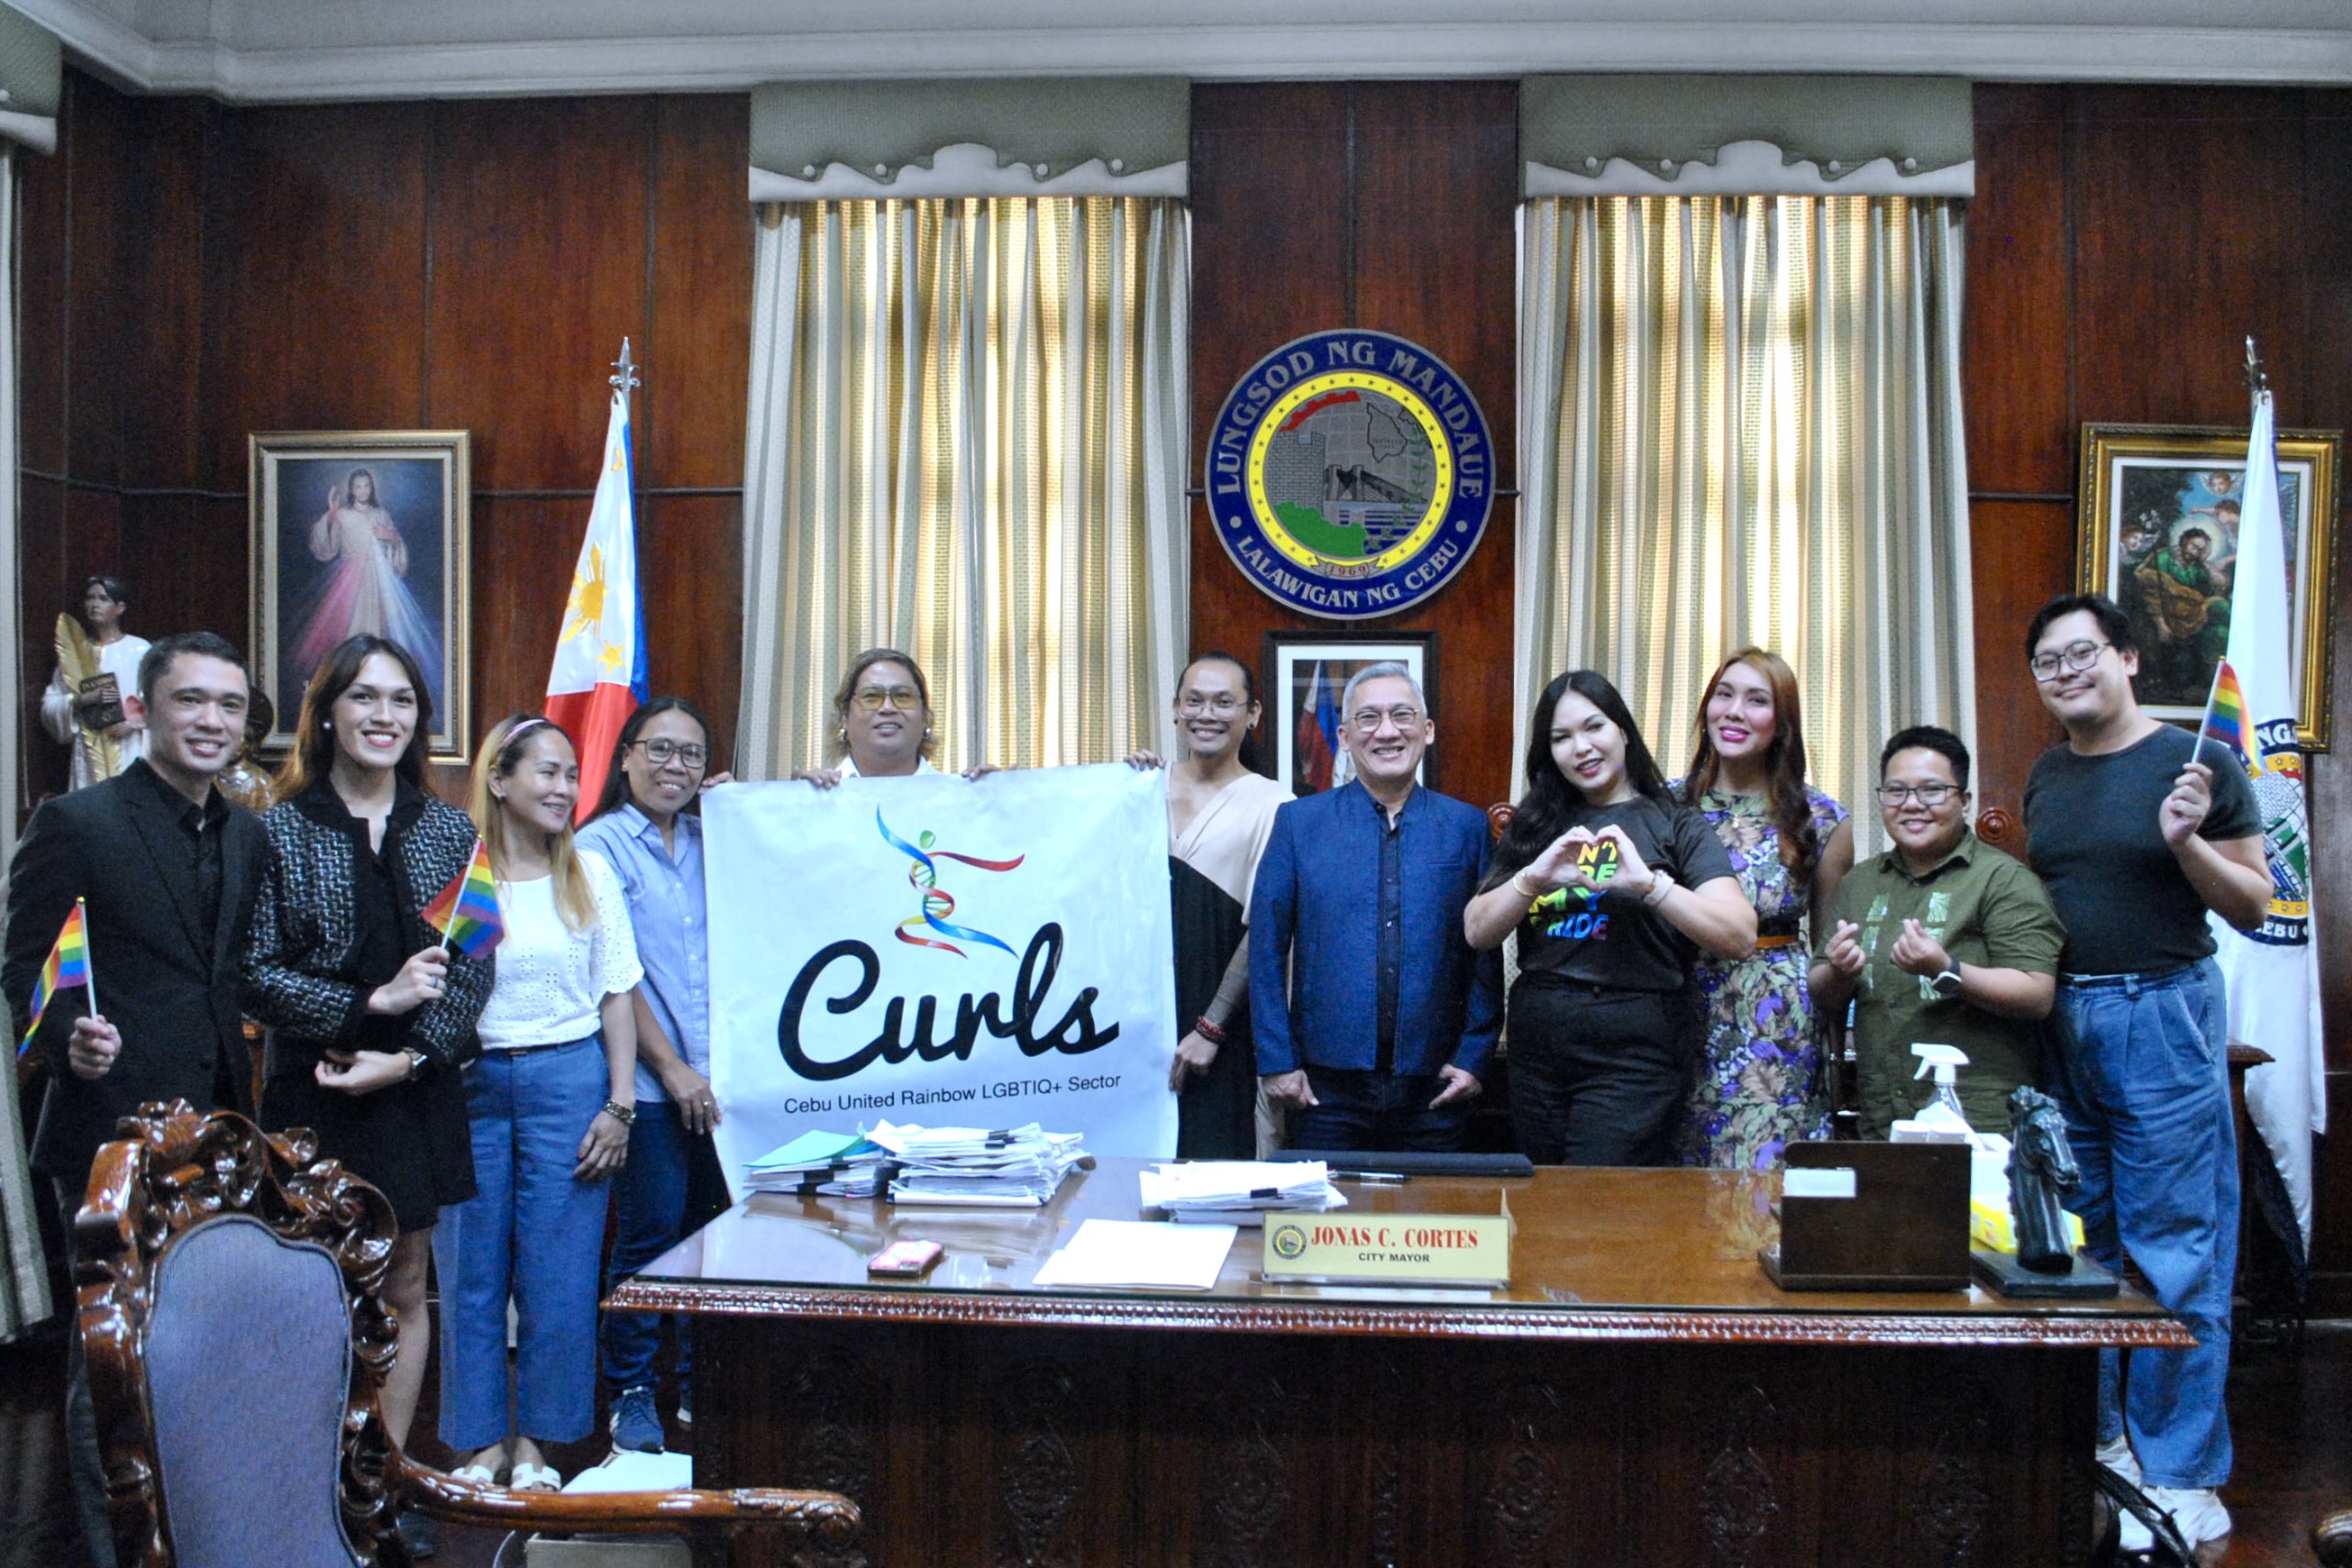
1810, 725, 2065, 1136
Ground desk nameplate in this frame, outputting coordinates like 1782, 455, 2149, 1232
1261, 1212, 1510, 1287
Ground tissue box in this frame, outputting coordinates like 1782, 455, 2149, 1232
1969, 1195, 2087, 1254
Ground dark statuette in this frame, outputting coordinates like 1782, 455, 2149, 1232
2006, 1087, 2079, 1274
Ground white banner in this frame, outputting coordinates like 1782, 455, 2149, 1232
706, 765, 1177, 1190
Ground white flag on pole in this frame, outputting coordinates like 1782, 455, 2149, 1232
2206, 385, 2325, 1246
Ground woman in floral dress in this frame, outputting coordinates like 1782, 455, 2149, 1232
1675, 648, 1854, 1170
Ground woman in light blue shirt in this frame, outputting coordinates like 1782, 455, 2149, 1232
576, 696, 726, 1455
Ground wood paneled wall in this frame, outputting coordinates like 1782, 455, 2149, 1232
14, 73, 753, 806
1964, 85, 2352, 1302
1189, 83, 1522, 811
15, 71, 2350, 1298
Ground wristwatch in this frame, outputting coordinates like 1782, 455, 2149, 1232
1930, 967, 1965, 1000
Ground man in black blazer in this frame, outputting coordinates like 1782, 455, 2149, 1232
4, 628, 266, 1568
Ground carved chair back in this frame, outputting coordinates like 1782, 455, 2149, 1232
77, 1102, 407, 1568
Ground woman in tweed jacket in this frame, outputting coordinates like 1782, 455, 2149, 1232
244, 634, 490, 1500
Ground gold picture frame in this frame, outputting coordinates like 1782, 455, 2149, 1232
250, 431, 472, 761
2076, 422, 2339, 750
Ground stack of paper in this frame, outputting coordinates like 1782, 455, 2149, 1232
1139, 1161, 1348, 1226
870, 1121, 1087, 1208
1032, 1219, 1238, 1290
742, 1129, 889, 1197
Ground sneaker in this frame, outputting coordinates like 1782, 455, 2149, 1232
674, 1391, 691, 1430
396, 1509, 439, 1561
2096, 1432, 2141, 1486
609, 1384, 665, 1454
2119, 1485, 2231, 1554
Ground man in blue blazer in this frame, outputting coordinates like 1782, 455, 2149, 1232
1250, 661, 1503, 1150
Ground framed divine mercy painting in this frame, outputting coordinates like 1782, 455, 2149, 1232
251, 431, 472, 761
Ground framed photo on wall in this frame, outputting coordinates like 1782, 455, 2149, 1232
251, 431, 472, 761
2077, 422, 2339, 750
1262, 631, 1439, 797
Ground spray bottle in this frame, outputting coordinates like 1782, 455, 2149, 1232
1890, 1043, 1973, 1142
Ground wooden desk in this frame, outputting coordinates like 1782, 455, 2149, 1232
612, 1161, 2186, 1568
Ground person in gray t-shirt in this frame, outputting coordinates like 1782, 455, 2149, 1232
2020, 592, 2269, 1554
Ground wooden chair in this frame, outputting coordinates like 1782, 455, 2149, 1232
76, 1100, 860, 1568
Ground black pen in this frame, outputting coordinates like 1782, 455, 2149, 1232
1349, 1171, 1410, 1183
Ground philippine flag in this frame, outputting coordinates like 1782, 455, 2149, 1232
545, 387, 647, 821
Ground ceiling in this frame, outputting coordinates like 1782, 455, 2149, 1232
13, 0, 2352, 102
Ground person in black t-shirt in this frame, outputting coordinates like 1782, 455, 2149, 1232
2020, 592, 2267, 1554
1464, 670, 1755, 1165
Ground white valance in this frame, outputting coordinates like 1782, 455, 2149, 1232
1527, 137, 1972, 199
750, 77, 1187, 202
1522, 74, 1973, 199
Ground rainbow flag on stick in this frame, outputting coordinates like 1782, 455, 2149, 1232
2197, 659, 2258, 777
421, 841, 504, 960
21, 898, 96, 1053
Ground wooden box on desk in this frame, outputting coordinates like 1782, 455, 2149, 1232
1762, 1141, 1974, 1291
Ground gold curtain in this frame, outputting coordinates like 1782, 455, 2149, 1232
738, 196, 1190, 777
1517, 194, 1975, 836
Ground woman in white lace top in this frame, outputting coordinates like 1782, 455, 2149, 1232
432, 714, 642, 1494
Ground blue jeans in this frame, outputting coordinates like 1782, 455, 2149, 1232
433, 1036, 614, 1451
2046, 959, 2237, 1489
1288, 1069, 1466, 1153
599, 1100, 722, 1394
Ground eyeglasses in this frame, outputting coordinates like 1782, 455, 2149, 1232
852, 684, 922, 711
1349, 706, 1422, 734
633, 738, 708, 770
1179, 693, 1244, 715
1877, 782, 1960, 807
2028, 640, 2110, 681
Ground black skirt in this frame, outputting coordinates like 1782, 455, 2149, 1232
263, 1056, 476, 1232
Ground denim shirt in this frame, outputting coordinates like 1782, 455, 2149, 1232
1248, 780, 1503, 1080
576, 804, 709, 1102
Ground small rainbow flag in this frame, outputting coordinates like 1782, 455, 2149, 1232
21, 898, 94, 1053
2199, 659, 2258, 775
421, 840, 504, 960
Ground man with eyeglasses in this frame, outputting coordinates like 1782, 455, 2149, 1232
1810, 725, 2062, 1137
2019, 591, 2268, 1552
1249, 661, 1502, 1152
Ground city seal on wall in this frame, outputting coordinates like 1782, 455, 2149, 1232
1207, 330, 1494, 619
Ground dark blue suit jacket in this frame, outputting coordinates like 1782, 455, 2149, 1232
1248, 780, 1503, 1080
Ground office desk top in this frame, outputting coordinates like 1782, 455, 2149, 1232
607, 1158, 2189, 1349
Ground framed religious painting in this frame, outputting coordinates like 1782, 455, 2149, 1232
2076, 422, 2339, 749
250, 431, 473, 761
1262, 630, 1439, 797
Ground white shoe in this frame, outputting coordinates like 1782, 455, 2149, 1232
2096, 1433, 2140, 1486
2118, 1485, 2231, 1554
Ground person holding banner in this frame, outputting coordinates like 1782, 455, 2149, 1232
243, 634, 490, 1557
579, 697, 732, 1454
2022, 591, 2268, 1550
1163, 652, 1291, 1159
792, 648, 1001, 785
7, 628, 266, 1568
1251, 661, 1502, 1152
1464, 670, 1755, 1166
437, 715, 641, 1494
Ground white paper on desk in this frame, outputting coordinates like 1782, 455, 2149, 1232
1031, 1219, 1237, 1290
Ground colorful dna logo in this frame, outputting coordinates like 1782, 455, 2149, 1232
875, 809, 1027, 957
